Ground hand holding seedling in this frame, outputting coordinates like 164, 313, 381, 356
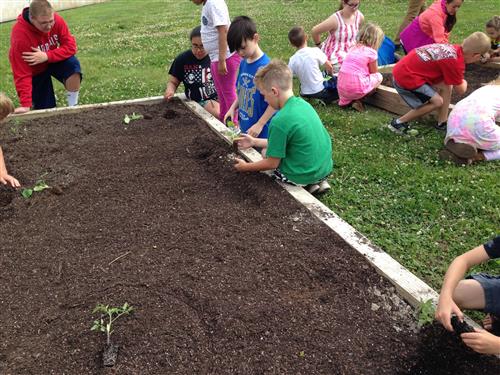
435, 296, 464, 332
234, 133, 254, 150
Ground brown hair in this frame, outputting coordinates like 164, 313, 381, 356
288, 26, 306, 48
486, 16, 500, 31
254, 59, 292, 92
0, 93, 15, 121
29, 0, 54, 18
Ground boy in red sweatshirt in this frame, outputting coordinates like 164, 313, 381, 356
388, 31, 490, 135
9, 0, 82, 113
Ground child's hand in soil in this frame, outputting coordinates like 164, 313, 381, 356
461, 329, 500, 355
435, 297, 464, 332
234, 158, 248, 172
0, 173, 21, 188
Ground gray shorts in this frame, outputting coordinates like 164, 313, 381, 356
393, 79, 437, 109
467, 273, 500, 316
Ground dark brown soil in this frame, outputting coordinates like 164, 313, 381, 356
381, 64, 499, 104
0, 100, 498, 374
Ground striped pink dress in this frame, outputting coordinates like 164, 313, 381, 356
322, 10, 363, 68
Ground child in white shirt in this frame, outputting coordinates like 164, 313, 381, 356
288, 26, 338, 105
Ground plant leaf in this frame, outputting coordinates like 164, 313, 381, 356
33, 181, 50, 192
21, 189, 33, 199
123, 115, 131, 124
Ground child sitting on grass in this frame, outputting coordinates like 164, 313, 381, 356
436, 235, 500, 355
483, 16, 500, 63
287, 26, 338, 105
388, 32, 491, 136
337, 22, 384, 112
164, 26, 219, 118
233, 59, 333, 195
0, 93, 21, 188
439, 81, 500, 165
224, 16, 275, 138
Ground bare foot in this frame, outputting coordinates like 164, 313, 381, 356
352, 100, 364, 112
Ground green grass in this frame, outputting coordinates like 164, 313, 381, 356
0, 0, 498, 289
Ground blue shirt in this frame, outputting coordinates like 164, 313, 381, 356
237, 53, 271, 138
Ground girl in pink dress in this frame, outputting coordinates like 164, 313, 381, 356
337, 23, 384, 111
311, 0, 364, 72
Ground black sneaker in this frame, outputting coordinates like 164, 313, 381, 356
388, 118, 410, 135
434, 121, 447, 131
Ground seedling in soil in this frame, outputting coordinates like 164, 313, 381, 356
91, 302, 133, 367
123, 112, 143, 125
417, 299, 435, 327
20, 180, 50, 199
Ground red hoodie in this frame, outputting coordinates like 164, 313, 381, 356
9, 8, 77, 107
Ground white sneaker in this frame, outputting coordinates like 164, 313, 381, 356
318, 180, 331, 194
307, 184, 320, 194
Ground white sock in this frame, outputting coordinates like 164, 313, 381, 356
66, 90, 79, 107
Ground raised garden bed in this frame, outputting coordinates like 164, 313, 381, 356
0, 99, 499, 374
366, 62, 500, 116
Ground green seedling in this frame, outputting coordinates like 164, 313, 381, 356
123, 112, 143, 125
20, 180, 50, 199
417, 299, 435, 327
91, 303, 134, 346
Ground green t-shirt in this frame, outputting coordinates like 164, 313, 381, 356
266, 96, 333, 185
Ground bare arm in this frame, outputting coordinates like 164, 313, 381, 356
311, 15, 338, 46
0, 146, 20, 188
164, 75, 180, 101
435, 245, 490, 331
234, 156, 280, 172
368, 60, 378, 74
223, 99, 239, 124
217, 25, 229, 75
454, 80, 467, 95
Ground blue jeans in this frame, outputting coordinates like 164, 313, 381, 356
32, 55, 82, 109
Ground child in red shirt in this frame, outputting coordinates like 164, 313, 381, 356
388, 32, 491, 135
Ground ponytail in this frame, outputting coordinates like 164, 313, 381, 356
445, 14, 456, 32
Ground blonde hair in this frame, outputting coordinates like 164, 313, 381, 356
29, 0, 53, 18
462, 32, 491, 55
0, 93, 14, 121
254, 59, 292, 92
357, 22, 384, 50
486, 15, 500, 31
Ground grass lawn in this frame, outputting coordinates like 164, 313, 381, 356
0, 0, 498, 289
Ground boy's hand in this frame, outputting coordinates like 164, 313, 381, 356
0, 174, 21, 188
247, 122, 264, 137
235, 133, 254, 150
22, 47, 48, 66
461, 329, 500, 355
14, 106, 30, 114
435, 297, 464, 332
164, 88, 175, 101
234, 157, 248, 172
218, 60, 227, 75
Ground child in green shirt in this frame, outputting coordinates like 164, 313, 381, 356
234, 59, 333, 194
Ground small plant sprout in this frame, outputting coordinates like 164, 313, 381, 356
91, 302, 134, 346
417, 299, 435, 327
21, 180, 50, 199
123, 112, 143, 125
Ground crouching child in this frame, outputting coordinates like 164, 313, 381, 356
233, 59, 333, 195
0, 93, 21, 188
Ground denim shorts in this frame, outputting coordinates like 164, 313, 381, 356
467, 273, 500, 316
32, 55, 82, 110
393, 79, 436, 109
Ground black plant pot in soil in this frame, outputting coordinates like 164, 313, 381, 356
102, 343, 119, 367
